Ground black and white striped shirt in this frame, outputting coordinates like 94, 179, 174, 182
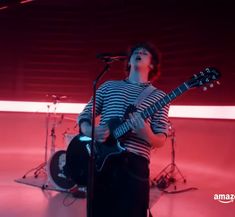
78, 79, 169, 161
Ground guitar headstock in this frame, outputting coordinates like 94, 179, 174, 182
186, 67, 221, 90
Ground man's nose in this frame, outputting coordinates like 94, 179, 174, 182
136, 51, 143, 55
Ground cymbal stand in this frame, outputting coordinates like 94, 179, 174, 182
22, 98, 63, 185
151, 121, 186, 191
41, 100, 60, 189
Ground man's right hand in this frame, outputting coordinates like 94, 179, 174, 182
80, 122, 110, 143
80, 121, 92, 137
94, 124, 110, 143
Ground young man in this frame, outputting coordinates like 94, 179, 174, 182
78, 42, 169, 217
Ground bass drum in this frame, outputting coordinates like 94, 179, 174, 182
47, 150, 76, 191
65, 135, 90, 186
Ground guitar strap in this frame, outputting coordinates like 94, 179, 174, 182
133, 85, 156, 108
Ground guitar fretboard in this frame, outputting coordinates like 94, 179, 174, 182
113, 82, 189, 139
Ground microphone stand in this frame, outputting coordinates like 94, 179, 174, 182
87, 61, 111, 217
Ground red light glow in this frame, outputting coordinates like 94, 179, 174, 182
20, 0, 34, 4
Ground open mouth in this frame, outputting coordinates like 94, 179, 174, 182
136, 56, 141, 61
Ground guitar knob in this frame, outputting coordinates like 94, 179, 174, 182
209, 83, 214, 88
216, 81, 221, 85
203, 86, 207, 91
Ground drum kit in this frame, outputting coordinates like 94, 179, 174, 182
22, 95, 79, 192
22, 95, 186, 195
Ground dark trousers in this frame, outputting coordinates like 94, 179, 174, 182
93, 152, 150, 217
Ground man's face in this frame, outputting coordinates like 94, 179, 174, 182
129, 47, 153, 71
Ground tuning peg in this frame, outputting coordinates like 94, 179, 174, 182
209, 83, 214, 88
203, 86, 207, 91
200, 71, 204, 76
193, 74, 198, 78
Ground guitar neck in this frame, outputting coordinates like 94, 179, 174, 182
113, 82, 190, 139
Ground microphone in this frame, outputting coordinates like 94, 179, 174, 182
96, 52, 127, 62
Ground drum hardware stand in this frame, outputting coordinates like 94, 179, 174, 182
22, 96, 64, 189
41, 107, 58, 190
151, 121, 186, 191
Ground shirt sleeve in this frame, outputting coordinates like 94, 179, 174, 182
150, 95, 170, 137
77, 81, 107, 127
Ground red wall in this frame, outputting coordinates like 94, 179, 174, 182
0, 112, 234, 180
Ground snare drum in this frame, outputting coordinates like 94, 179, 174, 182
47, 150, 76, 191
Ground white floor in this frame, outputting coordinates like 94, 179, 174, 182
1, 152, 234, 217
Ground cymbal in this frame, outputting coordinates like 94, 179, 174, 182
46, 94, 68, 103
64, 116, 77, 122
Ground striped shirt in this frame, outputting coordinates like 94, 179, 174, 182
78, 79, 169, 161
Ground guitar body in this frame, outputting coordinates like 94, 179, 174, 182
65, 117, 126, 186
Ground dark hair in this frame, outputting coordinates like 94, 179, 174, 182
126, 42, 161, 82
